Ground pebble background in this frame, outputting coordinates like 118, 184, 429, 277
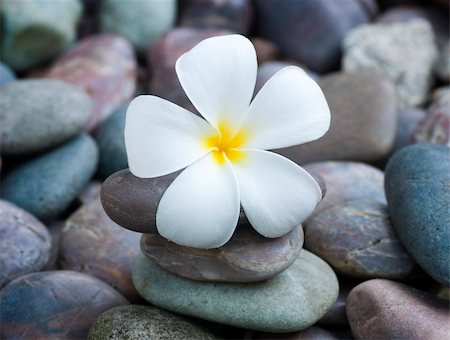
0, 0, 449, 339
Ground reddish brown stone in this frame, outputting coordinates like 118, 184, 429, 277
141, 224, 303, 282
45, 34, 137, 131
347, 279, 450, 339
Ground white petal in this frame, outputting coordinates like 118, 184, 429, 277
232, 149, 321, 238
241, 66, 330, 150
175, 34, 257, 133
124, 95, 216, 178
156, 153, 240, 249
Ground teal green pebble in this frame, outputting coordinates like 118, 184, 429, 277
1, 135, 98, 221
0, 0, 81, 70
100, 0, 176, 53
132, 250, 339, 333
95, 103, 128, 179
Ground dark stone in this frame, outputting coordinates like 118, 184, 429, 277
253, 326, 338, 339
0, 200, 51, 287
0, 79, 91, 154
60, 198, 141, 301
385, 143, 450, 285
254, 0, 377, 73
141, 224, 303, 282
44, 34, 137, 131
251, 38, 279, 64
179, 0, 253, 34
393, 107, 426, 152
276, 73, 397, 164
88, 305, 218, 340
347, 279, 450, 339
318, 280, 355, 326
1, 134, 99, 221
305, 199, 416, 279
0, 271, 128, 339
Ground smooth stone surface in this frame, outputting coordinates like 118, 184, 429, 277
148, 27, 230, 112
0, 200, 51, 287
60, 198, 141, 301
0, 79, 91, 154
302, 161, 386, 219
141, 224, 303, 282
305, 200, 416, 279
100, 0, 176, 54
179, 0, 253, 34
133, 250, 339, 332
277, 73, 397, 163
0, 0, 81, 70
253, 326, 338, 339
45, 34, 137, 131
347, 279, 450, 339
254, 0, 377, 73
0, 62, 15, 87
413, 87, 450, 146
88, 305, 218, 340
343, 19, 439, 107
1, 134, 99, 221
95, 103, 128, 178
385, 143, 450, 285
0, 271, 128, 339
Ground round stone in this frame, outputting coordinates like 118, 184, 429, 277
88, 305, 218, 340
385, 143, 450, 285
141, 224, 303, 282
0, 79, 91, 154
95, 103, 128, 178
0, 0, 81, 70
132, 249, 339, 332
60, 198, 141, 301
305, 199, 416, 279
100, 0, 176, 54
347, 279, 450, 339
277, 73, 397, 164
0, 271, 128, 339
0, 200, 51, 287
2, 134, 99, 221
44, 34, 137, 131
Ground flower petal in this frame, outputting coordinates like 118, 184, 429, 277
241, 66, 330, 150
125, 95, 216, 178
156, 153, 240, 249
232, 149, 321, 238
176, 34, 257, 133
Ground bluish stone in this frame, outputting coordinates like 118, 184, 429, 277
0, 62, 15, 87
1, 134, 99, 221
95, 103, 128, 179
385, 143, 450, 285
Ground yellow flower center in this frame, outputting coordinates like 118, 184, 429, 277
204, 121, 247, 164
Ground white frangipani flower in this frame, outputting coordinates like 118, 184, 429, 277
125, 34, 330, 249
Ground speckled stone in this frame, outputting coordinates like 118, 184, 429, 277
60, 198, 141, 301
141, 224, 303, 282
0, 200, 51, 287
343, 19, 439, 107
385, 143, 450, 285
0, 62, 15, 87
253, 326, 338, 339
179, 0, 253, 34
347, 279, 450, 339
88, 305, 218, 340
100, 0, 176, 54
132, 250, 339, 332
44, 34, 137, 131
0, 80, 92, 154
0, 0, 81, 70
148, 27, 231, 111
413, 87, 450, 146
277, 73, 397, 164
1, 135, 99, 221
254, 0, 377, 73
95, 103, 128, 178
305, 200, 416, 279
0, 271, 128, 339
